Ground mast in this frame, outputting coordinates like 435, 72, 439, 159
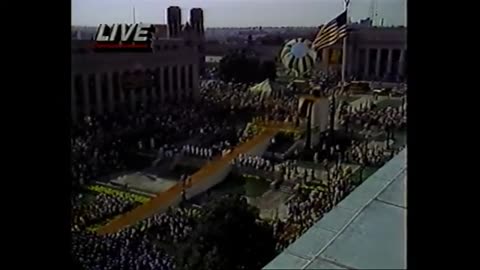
133, 6, 136, 24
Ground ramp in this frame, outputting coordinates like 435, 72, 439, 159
96, 128, 279, 235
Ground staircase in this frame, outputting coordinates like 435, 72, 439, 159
96, 128, 279, 235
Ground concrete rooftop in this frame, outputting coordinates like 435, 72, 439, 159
264, 148, 407, 270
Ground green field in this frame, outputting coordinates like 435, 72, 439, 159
375, 99, 402, 110
244, 177, 270, 197
214, 173, 270, 198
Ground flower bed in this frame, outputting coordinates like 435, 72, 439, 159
87, 185, 150, 204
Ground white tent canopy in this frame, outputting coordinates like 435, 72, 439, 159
249, 79, 274, 100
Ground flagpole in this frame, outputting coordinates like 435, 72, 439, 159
341, 0, 350, 93
330, 0, 349, 147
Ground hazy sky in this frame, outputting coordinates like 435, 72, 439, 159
72, 0, 406, 27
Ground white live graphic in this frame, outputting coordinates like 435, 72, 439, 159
95, 24, 152, 42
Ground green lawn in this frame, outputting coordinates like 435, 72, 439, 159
375, 99, 402, 110
340, 96, 361, 104
191, 173, 271, 203
244, 177, 270, 198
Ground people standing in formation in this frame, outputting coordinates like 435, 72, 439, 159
71, 193, 140, 231
200, 80, 300, 123
343, 140, 398, 167
338, 101, 407, 137
272, 163, 354, 251
233, 154, 275, 172
156, 144, 180, 160
278, 162, 320, 185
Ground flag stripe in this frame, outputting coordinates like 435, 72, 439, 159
313, 25, 347, 46
313, 11, 348, 51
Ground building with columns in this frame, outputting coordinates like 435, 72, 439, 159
71, 6, 206, 123
317, 26, 407, 81
204, 25, 406, 82
71, 38, 201, 123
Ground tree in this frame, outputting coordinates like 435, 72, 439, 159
219, 50, 277, 83
260, 60, 277, 81
176, 195, 277, 270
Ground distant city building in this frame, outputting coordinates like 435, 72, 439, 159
205, 24, 406, 82
167, 6, 182, 38
153, 24, 168, 39
190, 8, 205, 35
71, 26, 97, 40
358, 18, 374, 27
318, 25, 407, 81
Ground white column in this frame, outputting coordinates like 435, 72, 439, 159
157, 67, 164, 102
344, 46, 350, 78
149, 69, 157, 102
118, 72, 126, 107
375, 48, 381, 78
141, 86, 148, 105
130, 89, 136, 112
106, 72, 114, 113
192, 63, 200, 102
82, 75, 90, 116
185, 64, 191, 98
387, 49, 393, 75
177, 65, 183, 100
71, 75, 77, 123
95, 74, 103, 115
353, 48, 360, 78
323, 49, 330, 72
128, 72, 136, 111
364, 48, 370, 79
168, 65, 174, 101
398, 50, 406, 77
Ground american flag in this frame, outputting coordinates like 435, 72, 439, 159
312, 10, 348, 51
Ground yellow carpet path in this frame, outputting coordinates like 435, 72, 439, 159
96, 128, 279, 235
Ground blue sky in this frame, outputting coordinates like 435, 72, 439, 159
72, 0, 406, 27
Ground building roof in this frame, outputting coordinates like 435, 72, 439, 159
264, 148, 407, 270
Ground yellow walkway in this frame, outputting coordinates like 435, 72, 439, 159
255, 121, 302, 133
97, 128, 279, 235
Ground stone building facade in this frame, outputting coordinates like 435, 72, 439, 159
205, 25, 406, 82
317, 26, 407, 81
71, 6, 205, 123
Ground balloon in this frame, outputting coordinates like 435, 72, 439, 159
280, 38, 317, 76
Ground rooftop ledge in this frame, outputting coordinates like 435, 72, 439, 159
264, 148, 407, 270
